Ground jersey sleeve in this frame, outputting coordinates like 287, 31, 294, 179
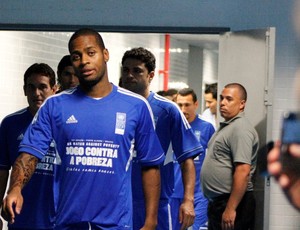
171, 106, 204, 164
19, 102, 53, 160
134, 101, 165, 167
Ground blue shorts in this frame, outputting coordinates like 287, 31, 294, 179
170, 196, 208, 230
194, 195, 208, 229
54, 222, 122, 230
169, 198, 181, 230
55, 223, 95, 230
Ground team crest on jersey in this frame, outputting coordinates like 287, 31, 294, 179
194, 130, 201, 142
115, 112, 126, 135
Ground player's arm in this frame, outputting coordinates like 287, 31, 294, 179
2, 153, 38, 224
222, 162, 250, 230
141, 165, 160, 230
179, 157, 195, 230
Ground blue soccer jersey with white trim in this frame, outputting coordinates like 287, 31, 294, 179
132, 92, 203, 200
172, 115, 215, 197
19, 84, 164, 229
0, 108, 56, 229
171, 116, 215, 229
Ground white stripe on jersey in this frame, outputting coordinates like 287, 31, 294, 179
167, 203, 173, 230
153, 93, 191, 130
125, 139, 135, 172
33, 87, 77, 124
2, 108, 27, 119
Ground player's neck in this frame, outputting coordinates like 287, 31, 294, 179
188, 114, 197, 123
82, 80, 112, 98
141, 89, 150, 99
28, 106, 37, 117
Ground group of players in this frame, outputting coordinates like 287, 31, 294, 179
0, 28, 259, 230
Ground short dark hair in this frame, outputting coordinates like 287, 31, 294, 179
224, 83, 247, 101
24, 63, 56, 87
57, 55, 72, 75
165, 88, 178, 97
68, 28, 105, 52
57, 55, 72, 86
204, 83, 217, 100
178, 88, 197, 102
121, 47, 156, 73
156, 90, 166, 96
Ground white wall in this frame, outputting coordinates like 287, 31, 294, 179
0, 31, 70, 120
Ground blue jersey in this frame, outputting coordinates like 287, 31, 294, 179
132, 92, 203, 200
171, 116, 214, 229
172, 115, 215, 198
0, 108, 56, 229
19, 85, 164, 229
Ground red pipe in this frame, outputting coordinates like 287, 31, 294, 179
159, 34, 170, 91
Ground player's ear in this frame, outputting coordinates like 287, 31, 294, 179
52, 84, 58, 94
240, 99, 246, 110
195, 100, 199, 109
149, 71, 155, 83
103, 48, 109, 62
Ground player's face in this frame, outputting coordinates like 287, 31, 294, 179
176, 94, 198, 123
219, 87, 245, 121
204, 93, 217, 115
24, 74, 56, 115
121, 58, 154, 96
59, 66, 79, 90
69, 35, 109, 87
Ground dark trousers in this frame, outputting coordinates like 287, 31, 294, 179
207, 192, 255, 230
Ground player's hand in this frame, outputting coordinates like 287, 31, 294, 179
2, 187, 23, 224
179, 199, 195, 230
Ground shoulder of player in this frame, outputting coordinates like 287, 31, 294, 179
1, 108, 28, 123
195, 115, 214, 126
43, 87, 78, 106
151, 93, 180, 112
117, 86, 150, 107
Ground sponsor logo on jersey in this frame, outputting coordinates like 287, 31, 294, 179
66, 115, 78, 124
17, 133, 24, 141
